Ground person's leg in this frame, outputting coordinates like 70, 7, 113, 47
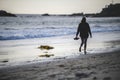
79, 37, 84, 52
84, 38, 88, 54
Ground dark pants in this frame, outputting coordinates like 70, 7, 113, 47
79, 36, 88, 53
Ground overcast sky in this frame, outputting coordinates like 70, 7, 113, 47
0, 0, 120, 14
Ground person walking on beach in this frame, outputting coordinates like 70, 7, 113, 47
74, 17, 92, 54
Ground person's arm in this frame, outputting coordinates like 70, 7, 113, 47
76, 24, 80, 37
88, 24, 92, 38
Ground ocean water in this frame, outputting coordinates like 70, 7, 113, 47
0, 16, 120, 67
0, 16, 120, 40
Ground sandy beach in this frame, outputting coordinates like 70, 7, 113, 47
0, 50, 120, 80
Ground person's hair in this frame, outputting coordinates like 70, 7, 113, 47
81, 17, 86, 23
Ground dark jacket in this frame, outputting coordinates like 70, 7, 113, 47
76, 22, 92, 38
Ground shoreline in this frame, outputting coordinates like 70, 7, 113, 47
0, 31, 120, 68
0, 50, 120, 80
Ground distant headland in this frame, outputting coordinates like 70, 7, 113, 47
94, 3, 120, 17
41, 3, 120, 17
67, 3, 120, 17
1, 3, 120, 17
0, 10, 16, 17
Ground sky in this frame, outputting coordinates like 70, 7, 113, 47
0, 0, 120, 14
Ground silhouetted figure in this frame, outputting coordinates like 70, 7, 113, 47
74, 17, 92, 54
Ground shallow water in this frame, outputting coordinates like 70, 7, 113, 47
0, 16, 120, 40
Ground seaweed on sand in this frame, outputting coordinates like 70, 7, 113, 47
38, 45, 54, 50
39, 54, 54, 57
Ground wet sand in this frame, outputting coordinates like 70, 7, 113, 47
0, 50, 120, 80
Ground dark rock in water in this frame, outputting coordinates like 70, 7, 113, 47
39, 54, 54, 57
38, 45, 54, 50
2, 60, 8, 63
42, 13, 50, 16
75, 72, 89, 79
0, 10, 16, 17
58, 64, 65, 67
